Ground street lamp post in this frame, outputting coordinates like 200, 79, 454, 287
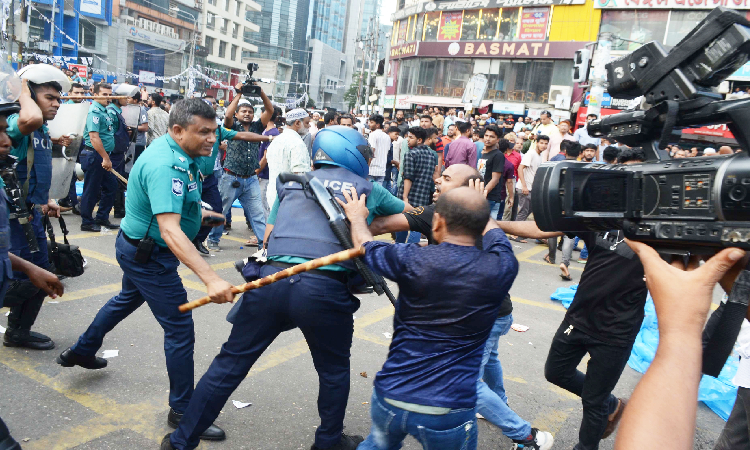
171, 7, 197, 96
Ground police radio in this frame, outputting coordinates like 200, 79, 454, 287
0, 155, 39, 253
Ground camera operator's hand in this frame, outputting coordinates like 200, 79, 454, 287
234, 83, 243, 95
626, 239, 745, 336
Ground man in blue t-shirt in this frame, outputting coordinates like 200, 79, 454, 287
339, 186, 519, 450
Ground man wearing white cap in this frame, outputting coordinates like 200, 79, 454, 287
265, 108, 311, 209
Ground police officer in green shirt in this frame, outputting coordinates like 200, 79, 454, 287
80, 82, 118, 232
58, 99, 235, 442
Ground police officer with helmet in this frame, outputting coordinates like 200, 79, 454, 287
2, 63, 72, 350
0, 60, 64, 449
58, 99, 235, 442
164, 126, 408, 450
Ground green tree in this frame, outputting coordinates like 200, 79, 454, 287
306, 97, 316, 109
344, 72, 362, 110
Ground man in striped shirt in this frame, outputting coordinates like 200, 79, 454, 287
367, 114, 391, 186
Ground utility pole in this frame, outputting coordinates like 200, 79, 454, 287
587, 32, 612, 120
355, 18, 371, 114
364, 17, 379, 115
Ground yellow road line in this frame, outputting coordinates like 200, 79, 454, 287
79, 248, 119, 266
514, 245, 548, 260
512, 297, 567, 312
531, 408, 575, 437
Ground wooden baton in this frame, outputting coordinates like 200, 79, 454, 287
110, 168, 128, 185
178, 246, 366, 313
63, 95, 131, 100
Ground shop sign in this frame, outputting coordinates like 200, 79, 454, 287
139, 70, 156, 84
518, 7, 549, 40
424, 0, 584, 13
384, 95, 415, 109
462, 74, 489, 106
492, 102, 526, 114
438, 12, 464, 40
595, 0, 750, 9
583, 92, 642, 109
68, 64, 88, 78
418, 40, 582, 58
682, 123, 735, 139
128, 27, 186, 52
390, 42, 419, 59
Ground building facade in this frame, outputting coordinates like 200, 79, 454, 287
385, 0, 600, 115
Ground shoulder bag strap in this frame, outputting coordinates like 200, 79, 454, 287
57, 215, 70, 246
22, 137, 35, 202
43, 213, 56, 246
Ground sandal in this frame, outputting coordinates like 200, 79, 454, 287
245, 236, 259, 245
560, 263, 572, 281
543, 254, 554, 264
509, 236, 528, 243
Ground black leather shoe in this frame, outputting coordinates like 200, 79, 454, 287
57, 347, 108, 369
113, 211, 125, 219
167, 408, 225, 441
72, 204, 81, 215
310, 433, 364, 450
81, 223, 101, 232
96, 220, 120, 229
160, 434, 175, 450
194, 240, 209, 255
3, 329, 55, 350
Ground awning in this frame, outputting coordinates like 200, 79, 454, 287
406, 95, 494, 108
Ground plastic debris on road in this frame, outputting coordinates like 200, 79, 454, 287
102, 350, 119, 358
511, 324, 529, 332
232, 400, 252, 409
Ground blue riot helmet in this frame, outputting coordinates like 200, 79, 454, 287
312, 125, 371, 178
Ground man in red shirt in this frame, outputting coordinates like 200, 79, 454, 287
502, 137, 524, 221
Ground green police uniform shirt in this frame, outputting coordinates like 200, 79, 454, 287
120, 134, 202, 248
83, 101, 115, 152
6, 113, 49, 160
107, 103, 122, 131
196, 127, 238, 176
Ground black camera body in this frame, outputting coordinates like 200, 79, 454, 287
533, 155, 750, 252
533, 7, 750, 252
240, 63, 261, 96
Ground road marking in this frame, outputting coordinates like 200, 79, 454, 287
79, 248, 119, 266
512, 297, 567, 312
353, 306, 395, 346
52, 283, 122, 303
0, 351, 164, 449
65, 231, 103, 240
532, 408, 575, 437
515, 245, 548, 260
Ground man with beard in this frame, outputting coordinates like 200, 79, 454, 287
206, 84, 273, 251
581, 144, 597, 162
265, 109, 312, 209
395, 110, 409, 137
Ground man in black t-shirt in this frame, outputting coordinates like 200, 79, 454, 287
369, 163, 555, 449
478, 126, 508, 220
497, 148, 648, 450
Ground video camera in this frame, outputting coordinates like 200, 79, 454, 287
240, 63, 261, 96
531, 7, 750, 377
533, 7, 750, 252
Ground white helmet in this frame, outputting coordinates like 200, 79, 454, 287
0, 60, 21, 116
113, 83, 139, 98
16, 64, 71, 93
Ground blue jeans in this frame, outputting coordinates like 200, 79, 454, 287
368, 175, 385, 186
358, 389, 478, 450
79, 149, 117, 226
383, 167, 399, 196
476, 313, 531, 441
194, 174, 221, 244
208, 172, 266, 245
394, 231, 421, 244
487, 200, 504, 221
71, 232, 195, 413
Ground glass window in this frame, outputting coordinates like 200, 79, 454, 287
416, 59, 438, 95
80, 21, 96, 48
413, 14, 424, 41
498, 8, 519, 41
397, 59, 419, 95
448, 59, 473, 96
231, 44, 238, 61
485, 60, 553, 103
478, 9, 499, 40
398, 19, 408, 44
423, 12, 440, 41
461, 10, 480, 41
601, 10, 668, 51
219, 40, 227, 58
666, 10, 710, 46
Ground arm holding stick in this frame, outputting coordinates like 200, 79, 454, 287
179, 247, 366, 312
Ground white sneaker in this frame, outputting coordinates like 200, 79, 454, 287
510, 428, 553, 450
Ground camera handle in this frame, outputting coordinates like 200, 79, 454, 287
702, 258, 750, 377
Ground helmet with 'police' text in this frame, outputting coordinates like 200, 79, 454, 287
312, 125, 371, 178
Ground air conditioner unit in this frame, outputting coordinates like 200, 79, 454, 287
158, 25, 167, 35
124, 16, 135, 25
548, 85, 572, 106
136, 18, 145, 29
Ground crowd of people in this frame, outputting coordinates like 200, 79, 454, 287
0, 59, 747, 450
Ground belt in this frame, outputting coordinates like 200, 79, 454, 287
266, 260, 349, 284
224, 168, 254, 179
121, 232, 173, 256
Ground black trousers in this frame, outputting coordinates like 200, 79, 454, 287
0, 416, 21, 449
714, 385, 750, 450
544, 320, 632, 450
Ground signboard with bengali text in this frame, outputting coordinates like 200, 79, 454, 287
594, 0, 750, 9
438, 12, 464, 40
518, 7, 550, 40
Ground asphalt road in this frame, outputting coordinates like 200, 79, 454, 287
0, 209, 727, 450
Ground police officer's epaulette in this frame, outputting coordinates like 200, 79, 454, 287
170, 150, 190, 174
